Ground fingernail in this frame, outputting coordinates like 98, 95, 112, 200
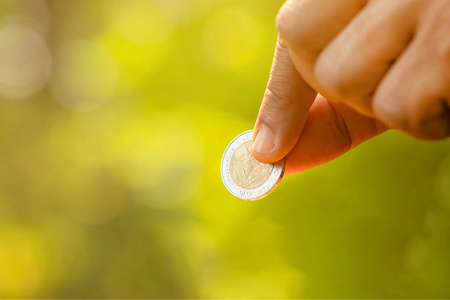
253, 125, 275, 154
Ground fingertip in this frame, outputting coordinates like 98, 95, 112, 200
252, 124, 275, 154
251, 124, 280, 164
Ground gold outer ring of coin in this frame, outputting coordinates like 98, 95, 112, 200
220, 130, 285, 201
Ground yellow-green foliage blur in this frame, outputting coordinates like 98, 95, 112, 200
0, 0, 449, 298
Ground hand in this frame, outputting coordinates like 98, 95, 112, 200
252, 0, 450, 175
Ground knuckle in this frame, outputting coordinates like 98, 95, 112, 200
314, 55, 351, 99
408, 79, 450, 139
373, 95, 409, 131
374, 94, 450, 140
314, 51, 377, 106
422, 2, 450, 63
409, 101, 450, 139
405, 122, 450, 140
275, 2, 294, 38
315, 60, 340, 92
276, 0, 310, 45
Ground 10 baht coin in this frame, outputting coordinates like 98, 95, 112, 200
221, 130, 285, 200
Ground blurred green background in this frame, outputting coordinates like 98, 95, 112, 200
0, 0, 449, 298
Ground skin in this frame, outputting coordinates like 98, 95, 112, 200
251, 0, 450, 175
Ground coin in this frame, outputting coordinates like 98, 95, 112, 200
221, 130, 285, 200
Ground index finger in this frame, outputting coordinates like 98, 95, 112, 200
251, 38, 317, 164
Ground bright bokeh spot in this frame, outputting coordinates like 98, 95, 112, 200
50, 39, 119, 111
173, 0, 215, 24
104, 0, 176, 87
110, 0, 176, 46
15, 0, 50, 36
201, 7, 262, 70
0, 24, 51, 100
103, 32, 167, 89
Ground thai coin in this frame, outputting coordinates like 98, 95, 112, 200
221, 130, 285, 200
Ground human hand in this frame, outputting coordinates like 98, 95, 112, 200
251, 0, 450, 175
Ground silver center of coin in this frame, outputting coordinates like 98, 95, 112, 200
229, 141, 273, 189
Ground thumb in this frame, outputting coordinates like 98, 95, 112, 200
252, 38, 317, 163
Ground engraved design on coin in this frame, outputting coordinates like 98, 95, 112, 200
230, 141, 273, 189
221, 130, 285, 201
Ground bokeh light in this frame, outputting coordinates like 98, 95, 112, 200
109, 0, 176, 46
200, 7, 262, 71
0, 23, 51, 100
50, 39, 119, 111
